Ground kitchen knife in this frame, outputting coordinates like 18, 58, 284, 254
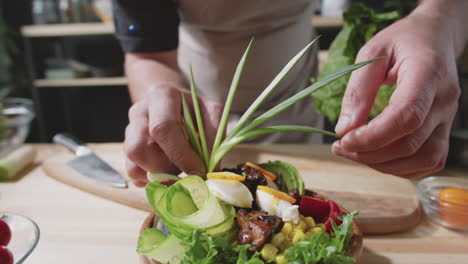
53, 133, 127, 188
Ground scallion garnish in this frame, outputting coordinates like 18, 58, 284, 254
182, 38, 379, 173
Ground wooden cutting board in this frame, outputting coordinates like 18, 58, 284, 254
42, 143, 421, 234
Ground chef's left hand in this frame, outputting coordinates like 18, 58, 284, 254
332, 6, 462, 179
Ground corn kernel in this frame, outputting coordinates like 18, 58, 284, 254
261, 243, 278, 261
292, 229, 305, 244
312, 227, 322, 234
271, 233, 286, 248
296, 220, 307, 231
276, 254, 287, 264
305, 216, 315, 228
279, 240, 292, 252
281, 222, 293, 236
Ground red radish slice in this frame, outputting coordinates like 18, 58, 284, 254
299, 196, 330, 223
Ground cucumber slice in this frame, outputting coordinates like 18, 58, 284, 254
166, 176, 226, 229
137, 228, 187, 264
203, 203, 237, 236
145, 176, 236, 238
146, 182, 193, 236
261, 161, 304, 195
147, 172, 180, 184
157, 190, 194, 237
146, 182, 168, 211
167, 184, 198, 217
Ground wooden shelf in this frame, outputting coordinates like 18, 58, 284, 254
21, 16, 343, 38
21, 23, 114, 38
34, 77, 127, 87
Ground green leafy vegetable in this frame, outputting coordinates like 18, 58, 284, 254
313, 3, 400, 123
177, 212, 358, 264
180, 231, 264, 264
283, 211, 359, 264
182, 36, 379, 173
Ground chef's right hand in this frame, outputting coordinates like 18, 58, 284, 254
124, 85, 223, 187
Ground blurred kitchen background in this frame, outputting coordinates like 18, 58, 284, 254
0, 0, 467, 163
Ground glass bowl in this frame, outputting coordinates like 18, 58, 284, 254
0, 98, 35, 158
0, 213, 40, 264
416, 176, 468, 231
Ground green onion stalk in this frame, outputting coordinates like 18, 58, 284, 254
182, 37, 379, 174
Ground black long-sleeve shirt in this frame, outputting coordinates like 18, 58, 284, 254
112, 0, 179, 52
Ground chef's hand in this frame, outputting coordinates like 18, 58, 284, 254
124, 85, 222, 187
332, 4, 463, 179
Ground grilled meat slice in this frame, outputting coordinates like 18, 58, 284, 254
242, 165, 267, 193
236, 209, 283, 252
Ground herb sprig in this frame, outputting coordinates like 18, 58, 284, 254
182, 37, 379, 173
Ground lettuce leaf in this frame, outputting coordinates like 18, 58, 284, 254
179, 231, 264, 264
178, 212, 358, 264
283, 211, 359, 264
313, 3, 399, 123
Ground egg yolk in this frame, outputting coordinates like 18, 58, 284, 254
438, 187, 468, 228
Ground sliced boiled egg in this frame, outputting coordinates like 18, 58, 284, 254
256, 188, 300, 224
206, 179, 253, 208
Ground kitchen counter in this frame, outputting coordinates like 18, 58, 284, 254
1, 144, 467, 264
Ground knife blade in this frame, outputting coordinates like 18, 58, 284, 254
53, 133, 127, 188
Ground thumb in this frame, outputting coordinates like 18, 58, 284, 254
335, 42, 390, 136
148, 89, 206, 176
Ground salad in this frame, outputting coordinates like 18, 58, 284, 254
139, 162, 359, 264
136, 38, 374, 263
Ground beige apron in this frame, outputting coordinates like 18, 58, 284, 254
177, 0, 323, 143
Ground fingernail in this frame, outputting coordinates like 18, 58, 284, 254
335, 115, 351, 135
341, 125, 365, 152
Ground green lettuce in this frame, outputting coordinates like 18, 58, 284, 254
283, 211, 358, 264
178, 212, 358, 264
179, 231, 263, 264
313, 3, 400, 123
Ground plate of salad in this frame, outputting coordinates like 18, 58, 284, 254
136, 37, 377, 264
139, 162, 362, 264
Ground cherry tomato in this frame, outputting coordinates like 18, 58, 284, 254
0, 220, 11, 246
0, 246, 13, 264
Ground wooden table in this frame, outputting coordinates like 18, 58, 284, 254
1, 144, 468, 264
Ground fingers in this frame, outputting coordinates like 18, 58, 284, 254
333, 107, 440, 164
147, 88, 206, 175
335, 42, 390, 135
368, 125, 448, 178
124, 101, 179, 186
339, 54, 441, 153
125, 159, 148, 187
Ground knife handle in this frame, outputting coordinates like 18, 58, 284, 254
53, 133, 88, 155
